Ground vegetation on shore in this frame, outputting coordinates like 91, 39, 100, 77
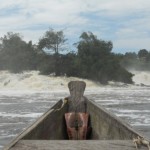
0, 29, 149, 84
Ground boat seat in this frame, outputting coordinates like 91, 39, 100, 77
9, 140, 148, 150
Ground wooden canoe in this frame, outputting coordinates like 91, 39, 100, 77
3, 98, 149, 150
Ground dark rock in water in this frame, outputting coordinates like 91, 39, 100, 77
4, 80, 10, 86
140, 83, 145, 86
140, 83, 150, 87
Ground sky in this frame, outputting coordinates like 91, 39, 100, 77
0, 0, 150, 54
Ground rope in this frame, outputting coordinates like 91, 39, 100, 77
54, 98, 68, 112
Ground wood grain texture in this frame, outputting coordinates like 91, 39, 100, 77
10, 140, 148, 150
67, 81, 87, 112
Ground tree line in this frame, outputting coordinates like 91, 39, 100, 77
120, 49, 150, 71
0, 29, 149, 84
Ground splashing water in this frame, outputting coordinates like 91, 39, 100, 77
131, 70, 150, 86
0, 71, 150, 149
0, 71, 101, 91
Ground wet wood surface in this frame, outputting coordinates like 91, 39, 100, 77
67, 81, 87, 112
9, 140, 148, 150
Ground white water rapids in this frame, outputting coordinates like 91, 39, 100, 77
0, 71, 150, 149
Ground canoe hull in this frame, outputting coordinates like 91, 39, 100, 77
22, 99, 140, 140
86, 100, 139, 139
3, 99, 147, 150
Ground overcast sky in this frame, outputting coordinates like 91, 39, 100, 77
0, 0, 150, 53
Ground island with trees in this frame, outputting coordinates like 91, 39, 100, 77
0, 29, 149, 84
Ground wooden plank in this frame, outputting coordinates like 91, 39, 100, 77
86, 99, 147, 140
9, 140, 148, 150
3, 100, 68, 150
67, 81, 87, 112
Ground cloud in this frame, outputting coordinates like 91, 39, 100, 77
0, 0, 150, 53
113, 37, 150, 53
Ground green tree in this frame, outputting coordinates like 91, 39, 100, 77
76, 32, 133, 84
38, 29, 67, 76
37, 53, 55, 75
120, 52, 138, 70
138, 49, 149, 59
38, 29, 67, 54
59, 53, 78, 76
146, 52, 150, 62
0, 32, 37, 72
137, 49, 149, 70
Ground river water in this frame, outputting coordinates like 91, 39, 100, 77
0, 71, 150, 149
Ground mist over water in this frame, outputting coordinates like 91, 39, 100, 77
0, 71, 150, 149
131, 70, 150, 86
0, 71, 101, 91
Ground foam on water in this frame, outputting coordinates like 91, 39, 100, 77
113, 109, 150, 113
0, 112, 43, 118
131, 70, 150, 85
0, 103, 18, 105
0, 71, 101, 91
0, 70, 150, 92
0, 122, 24, 126
0, 71, 150, 149
0, 134, 18, 139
